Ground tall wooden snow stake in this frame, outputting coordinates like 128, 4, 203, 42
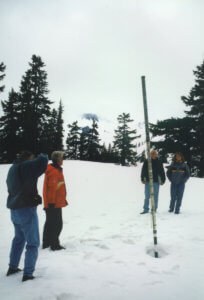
141, 76, 159, 258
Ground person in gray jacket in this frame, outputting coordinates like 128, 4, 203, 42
167, 152, 190, 214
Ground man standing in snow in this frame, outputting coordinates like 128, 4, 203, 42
140, 150, 166, 214
167, 152, 190, 214
6, 151, 48, 282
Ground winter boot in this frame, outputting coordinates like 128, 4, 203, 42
140, 211, 148, 214
50, 245, 66, 251
7, 267, 22, 276
42, 243, 50, 249
22, 275, 35, 282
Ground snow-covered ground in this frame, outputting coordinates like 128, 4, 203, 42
0, 161, 204, 300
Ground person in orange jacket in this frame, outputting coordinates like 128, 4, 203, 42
42, 151, 68, 250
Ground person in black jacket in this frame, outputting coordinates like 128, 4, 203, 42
167, 152, 190, 214
6, 151, 48, 282
140, 150, 166, 214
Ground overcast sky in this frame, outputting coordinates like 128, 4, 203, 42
0, 0, 204, 143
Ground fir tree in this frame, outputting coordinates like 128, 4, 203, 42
137, 150, 146, 163
86, 119, 101, 161
0, 62, 6, 93
99, 143, 120, 163
79, 128, 89, 160
0, 89, 21, 162
151, 60, 204, 175
181, 60, 204, 159
150, 117, 196, 167
42, 108, 58, 157
66, 121, 81, 159
18, 55, 52, 154
113, 113, 138, 166
54, 100, 64, 150
99, 143, 108, 162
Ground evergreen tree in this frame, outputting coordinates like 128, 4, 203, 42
79, 128, 89, 160
0, 89, 21, 162
66, 121, 81, 159
151, 60, 204, 175
0, 62, 6, 93
113, 113, 138, 166
99, 143, 108, 162
99, 143, 120, 163
54, 100, 64, 150
18, 55, 52, 154
181, 60, 204, 159
42, 108, 58, 157
137, 150, 146, 163
150, 117, 196, 167
86, 119, 101, 161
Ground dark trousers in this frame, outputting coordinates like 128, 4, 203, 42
170, 183, 185, 213
43, 208, 62, 248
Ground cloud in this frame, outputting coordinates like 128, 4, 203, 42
82, 113, 99, 121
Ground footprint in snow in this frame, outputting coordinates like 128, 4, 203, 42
80, 238, 100, 243
149, 270, 160, 274
56, 293, 79, 300
98, 256, 113, 262
137, 262, 146, 266
171, 265, 180, 270
95, 243, 109, 250
143, 280, 163, 286
114, 260, 125, 265
89, 226, 101, 231
109, 234, 122, 239
122, 239, 135, 245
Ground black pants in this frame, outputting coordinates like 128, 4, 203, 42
43, 208, 63, 248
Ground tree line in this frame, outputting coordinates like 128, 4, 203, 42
65, 113, 141, 165
0, 55, 139, 166
1, 55, 203, 175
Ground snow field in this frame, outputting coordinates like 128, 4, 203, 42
0, 161, 204, 300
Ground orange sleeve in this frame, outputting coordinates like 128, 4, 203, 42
46, 172, 59, 204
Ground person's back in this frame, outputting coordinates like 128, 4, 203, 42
6, 151, 48, 282
7, 153, 48, 209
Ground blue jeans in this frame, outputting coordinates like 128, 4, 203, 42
143, 182, 160, 212
9, 207, 40, 277
170, 183, 185, 212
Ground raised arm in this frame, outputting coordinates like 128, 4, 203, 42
21, 153, 48, 180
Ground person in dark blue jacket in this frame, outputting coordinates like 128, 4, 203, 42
6, 151, 48, 282
167, 152, 190, 214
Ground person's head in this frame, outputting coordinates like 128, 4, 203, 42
51, 151, 64, 166
150, 150, 157, 160
174, 152, 185, 163
18, 150, 34, 161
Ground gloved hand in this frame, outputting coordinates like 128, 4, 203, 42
142, 181, 146, 184
48, 203, 55, 209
